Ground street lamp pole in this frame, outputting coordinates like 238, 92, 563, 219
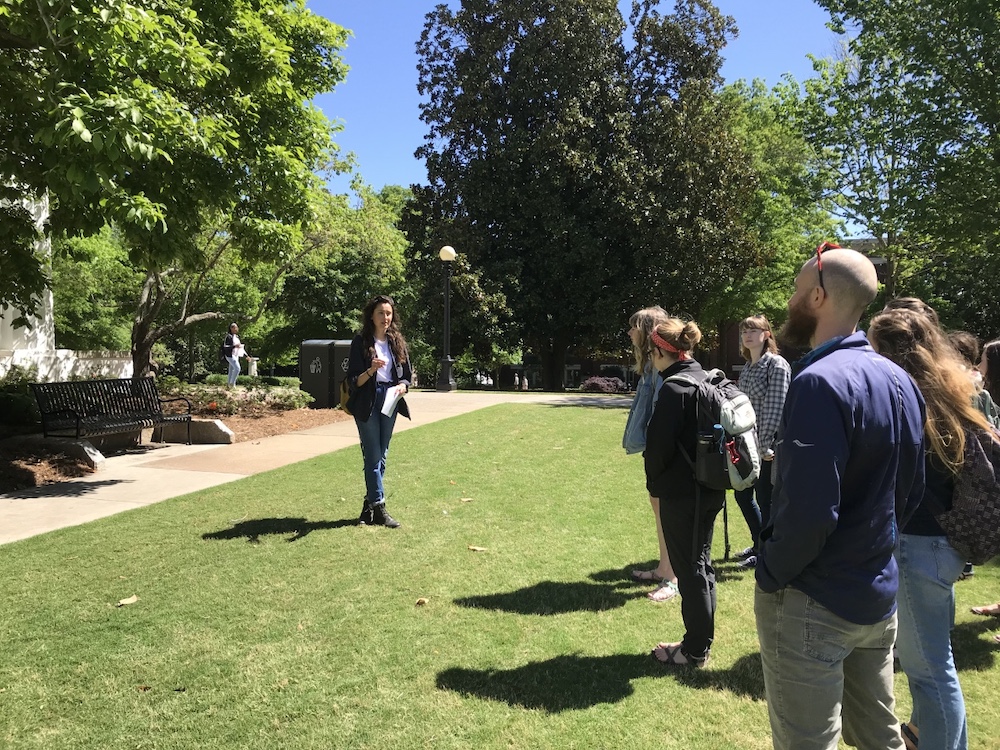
436, 245, 457, 391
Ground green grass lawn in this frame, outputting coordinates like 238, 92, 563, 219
1, 404, 998, 749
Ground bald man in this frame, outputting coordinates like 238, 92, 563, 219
755, 247, 926, 750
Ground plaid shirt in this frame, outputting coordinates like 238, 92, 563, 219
737, 352, 791, 455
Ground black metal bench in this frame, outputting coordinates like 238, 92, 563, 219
30, 377, 192, 444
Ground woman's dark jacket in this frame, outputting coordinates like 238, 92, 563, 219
347, 334, 411, 422
644, 358, 725, 507
223, 333, 236, 357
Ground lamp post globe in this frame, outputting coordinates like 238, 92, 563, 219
436, 246, 457, 391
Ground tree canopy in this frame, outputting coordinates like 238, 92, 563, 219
415, 0, 764, 388
0, 0, 349, 369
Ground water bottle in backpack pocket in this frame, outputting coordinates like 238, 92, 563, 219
695, 424, 731, 490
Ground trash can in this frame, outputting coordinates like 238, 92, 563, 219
246, 357, 260, 377
299, 339, 352, 409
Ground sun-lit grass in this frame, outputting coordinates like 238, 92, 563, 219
0, 403, 997, 749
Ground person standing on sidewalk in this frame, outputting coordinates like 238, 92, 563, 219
732, 315, 790, 570
346, 295, 411, 528
755, 246, 926, 750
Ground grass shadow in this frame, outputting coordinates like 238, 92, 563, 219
455, 580, 638, 615
202, 516, 356, 543
436, 651, 766, 712
952, 620, 1000, 672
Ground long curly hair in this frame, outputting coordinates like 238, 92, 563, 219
629, 306, 669, 373
868, 308, 992, 474
360, 294, 409, 364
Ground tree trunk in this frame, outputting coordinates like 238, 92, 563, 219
538, 337, 568, 392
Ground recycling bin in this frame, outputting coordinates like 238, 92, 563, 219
299, 339, 352, 409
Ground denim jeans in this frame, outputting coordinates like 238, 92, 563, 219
732, 460, 773, 549
755, 585, 904, 750
354, 383, 399, 506
895, 533, 968, 750
226, 356, 241, 386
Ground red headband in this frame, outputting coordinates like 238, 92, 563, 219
651, 330, 690, 360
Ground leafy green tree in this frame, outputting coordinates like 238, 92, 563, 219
266, 184, 411, 360
626, 0, 763, 332
416, 0, 763, 389
703, 78, 839, 328
51, 228, 138, 351
0, 0, 349, 373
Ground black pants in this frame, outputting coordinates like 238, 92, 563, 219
660, 489, 725, 659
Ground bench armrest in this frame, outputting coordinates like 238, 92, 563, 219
159, 395, 192, 414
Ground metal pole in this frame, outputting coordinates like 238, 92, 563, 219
436, 260, 456, 391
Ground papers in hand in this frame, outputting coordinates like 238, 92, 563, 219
381, 384, 405, 417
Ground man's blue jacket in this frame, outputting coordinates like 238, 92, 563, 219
756, 332, 926, 625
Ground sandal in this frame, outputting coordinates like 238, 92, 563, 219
631, 568, 664, 583
647, 580, 680, 603
970, 603, 1000, 617
650, 641, 709, 668
900, 721, 919, 750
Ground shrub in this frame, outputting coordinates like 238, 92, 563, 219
0, 392, 40, 425
157, 375, 182, 393
580, 376, 627, 394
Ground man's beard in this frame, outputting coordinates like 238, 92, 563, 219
778, 297, 818, 351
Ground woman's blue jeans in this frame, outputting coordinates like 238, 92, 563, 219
895, 533, 968, 750
354, 383, 398, 507
732, 459, 773, 549
226, 356, 241, 386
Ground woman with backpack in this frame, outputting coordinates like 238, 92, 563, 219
622, 306, 678, 603
868, 308, 998, 750
731, 315, 791, 570
644, 317, 725, 667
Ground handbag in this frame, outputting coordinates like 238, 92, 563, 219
339, 378, 353, 415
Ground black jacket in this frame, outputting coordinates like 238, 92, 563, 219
223, 333, 236, 357
644, 359, 723, 507
346, 334, 412, 422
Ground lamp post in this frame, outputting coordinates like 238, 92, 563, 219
436, 245, 457, 391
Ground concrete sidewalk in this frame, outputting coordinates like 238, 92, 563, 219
0, 390, 625, 545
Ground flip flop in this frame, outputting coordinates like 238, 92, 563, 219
970, 603, 1000, 617
647, 580, 680, 603
631, 569, 663, 583
900, 721, 919, 750
651, 641, 708, 668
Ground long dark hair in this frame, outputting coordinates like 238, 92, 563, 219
361, 294, 409, 364
984, 339, 1000, 399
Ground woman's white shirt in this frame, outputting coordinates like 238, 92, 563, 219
374, 338, 394, 383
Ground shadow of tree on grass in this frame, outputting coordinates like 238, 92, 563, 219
202, 516, 355, 543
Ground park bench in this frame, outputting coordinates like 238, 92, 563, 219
30, 377, 192, 444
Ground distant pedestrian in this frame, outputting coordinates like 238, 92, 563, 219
755, 246, 925, 750
514, 372, 520, 389
223, 323, 248, 387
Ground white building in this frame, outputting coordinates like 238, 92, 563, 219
0, 194, 131, 382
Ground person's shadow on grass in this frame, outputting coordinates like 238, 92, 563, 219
202, 516, 355, 543
436, 651, 765, 712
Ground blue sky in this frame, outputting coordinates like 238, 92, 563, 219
310, 1, 842, 196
